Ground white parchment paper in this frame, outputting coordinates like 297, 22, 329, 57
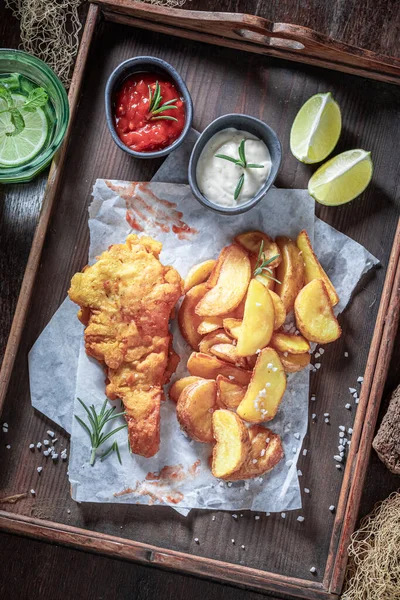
28, 141, 379, 512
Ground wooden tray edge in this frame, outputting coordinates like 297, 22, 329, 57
95, 0, 400, 85
0, 3, 100, 415
0, 511, 338, 600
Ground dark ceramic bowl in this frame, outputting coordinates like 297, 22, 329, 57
105, 56, 193, 159
188, 114, 282, 215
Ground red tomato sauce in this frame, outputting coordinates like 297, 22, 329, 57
114, 73, 185, 153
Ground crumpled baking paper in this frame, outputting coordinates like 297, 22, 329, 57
29, 176, 378, 512
29, 131, 378, 511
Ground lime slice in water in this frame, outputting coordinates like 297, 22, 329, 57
308, 149, 373, 206
0, 94, 48, 167
290, 92, 341, 164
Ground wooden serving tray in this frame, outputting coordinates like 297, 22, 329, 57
1, 4, 400, 599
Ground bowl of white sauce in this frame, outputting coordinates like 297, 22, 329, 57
189, 114, 282, 215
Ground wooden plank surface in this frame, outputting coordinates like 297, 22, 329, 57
1, 2, 399, 599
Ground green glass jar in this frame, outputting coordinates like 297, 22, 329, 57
0, 49, 69, 184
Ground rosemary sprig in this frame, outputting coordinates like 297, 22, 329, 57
253, 240, 281, 283
148, 81, 178, 122
75, 397, 127, 466
215, 139, 265, 201
100, 440, 122, 464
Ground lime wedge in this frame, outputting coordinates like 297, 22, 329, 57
0, 94, 48, 167
290, 92, 341, 164
308, 149, 373, 206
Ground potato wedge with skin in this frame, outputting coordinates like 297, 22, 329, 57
178, 283, 208, 350
184, 259, 216, 293
295, 279, 341, 343
209, 344, 247, 368
197, 317, 224, 335
229, 426, 284, 481
195, 244, 251, 316
199, 330, 232, 354
237, 348, 286, 423
235, 231, 281, 268
275, 236, 305, 313
269, 291, 286, 330
278, 351, 311, 373
223, 318, 242, 340
249, 254, 276, 291
236, 279, 274, 357
297, 229, 339, 306
169, 376, 203, 402
211, 410, 250, 479
216, 375, 246, 409
187, 352, 252, 386
270, 332, 310, 354
176, 379, 217, 443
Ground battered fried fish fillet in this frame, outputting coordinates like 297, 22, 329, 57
68, 234, 183, 458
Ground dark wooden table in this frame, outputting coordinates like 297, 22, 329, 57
1, 2, 399, 599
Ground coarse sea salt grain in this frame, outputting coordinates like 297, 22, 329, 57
344, 352, 349, 357
297, 516, 305, 522
294, 432, 300, 440
37, 466, 43, 474
312, 413, 316, 420
286, 460, 293, 467
339, 425, 346, 431
303, 449, 307, 456
315, 363, 321, 369
5, 444, 11, 449
304, 488, 310, 494
281, 512, 286, 519
194, 538, 199, 544
349, 387, 357, 394
339, 431, 345, 438
292, 447, 297, 454
345, 403, 351, 410
241, 545, 245, 550
338, 445, 345, 452
311, 395, 316, 401
29, 444, 35, 450
334, 455, 343, 462
255, 515, 260, 521
329, 505, 335, 512
36, 442, 42, 449
43, 440, 50, 446
319, 348, 325, 355
310, 567, 317, 574
357, 377, 364, 383
30, 489, 36, 496
348, 428, 353, 435
297, 469, 303, 476
47, 430, 55, 438
336, 464, 342, 470
325, 418, 330, 424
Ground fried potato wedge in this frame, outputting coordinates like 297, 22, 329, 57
229, 426, 284, 480
295, 279, 341, 343
237, 348, 286, 423
269, 290, 286, 330
195, 244, 251, 316
184, 259, 216, 293
169, 376, 204, 402
199, 330, 232, 354
216, 375, 246, 409
187, 352, 252, 386
277, 351, 311, 373
236, 279, 274, 356
197, 317, 224, 335
249, 254, 276, 291
270, 332, 310, 354
275, 236, 305, 313
178, 283, 208, 350
176, 379, 217, 443
297, 229, 339, 306
223, 318, 242, 340
211, 409, 250, 479
235, 231, 281, 268
209, 344, 247, 368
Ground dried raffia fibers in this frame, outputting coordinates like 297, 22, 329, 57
342, 491, 400, 599
5, 0, 83, 87
5, 0, 186, 88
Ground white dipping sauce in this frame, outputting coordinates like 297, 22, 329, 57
196, 128, 272, 207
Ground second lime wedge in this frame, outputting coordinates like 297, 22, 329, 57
308, 149, 373, 206
290, 92, 341, 164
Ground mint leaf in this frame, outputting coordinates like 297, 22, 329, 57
6, 109, 25, 136
23, 87, 48, 112
0, 83, 13, 107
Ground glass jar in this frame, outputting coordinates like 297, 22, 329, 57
0, 49, 69, 184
